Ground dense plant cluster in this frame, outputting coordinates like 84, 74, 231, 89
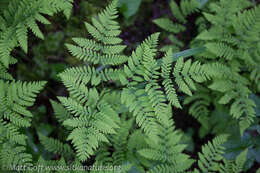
0, 0, 259, 172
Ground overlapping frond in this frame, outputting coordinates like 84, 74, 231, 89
66, 0, 128, 66
57, 85, 120, 161
138, 105, 194, 173
0, 0, 74, 69
196, 134, 229, 172
38, 134, 74, 159
153, 0, 200, 52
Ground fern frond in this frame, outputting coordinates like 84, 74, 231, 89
183, 87, 211, 130
138, 105, 194, 173
59, 66, 124, 87
142, 45, 169, 124
180, 0, 200, 17
153, 18, 185, 33
219, 148, 248, 173
38, 133, 74, 159
58, 88, 120, 161
50, 100, 72, 124
66, 0, 128, 66
0, 64, 13, 80
161, 49, 181, 108
208, 77, 256, 134
205, 42, 235, 60
121, 88, 158, 135
0, 80, 46, 127
0, 0, 74, 68
0, 120, 27, 145
169, 0, 186, 23
173, 57, 207, 96
197, 134, 229, 172
0, 143, 33, 169
122, 33, 160, 83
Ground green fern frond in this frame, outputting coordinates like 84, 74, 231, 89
153, 18, 185, 33
161, 49, 181, 108
66, 0, 128, 66
173, 57, 207, 96
0, 0, 74, 68
169, 0, 186, 23
50, 100, 72, 124
0, 143, 33, 169
183, 87, 211, 130
219, 148, 248, 173
138, 105, 194, 173
59, 66, 124, 87
92, 117, 137, 172
58, 87, 120, 161
180, 0, 200, 17
0, 29, 17, 68
38, 133, 74, 159
0, 120, 27, 145
122, 33, 160, 84
0, 80, 46, 127
205, 42, 235, 60
142, 46, 169, 124
121, 88, 158, 135
49, 0, 74, 19
153, 0, 201, 52
208, 77, 256, 134
0, 64, 12, 80
197, 134, 229, 172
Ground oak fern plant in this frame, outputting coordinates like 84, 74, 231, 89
50, 0, 255, 172
0, 0, 259, 172
185, 0, 260, 135
0, 0, 74, 170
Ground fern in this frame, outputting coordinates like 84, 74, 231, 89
0, 80, 46, 128
65, 0, 128, 66
91, 116, 140, 173
192, 0, 260, 134
57, 87, 120, 161
0, 0, 74, 69
138, 105, 194, 173
153, 0, 201, 52
183, 86, 211, 132
173, 57, 208, 96
3, 0, 256, 172
0, 143, 33, 169
0, 80, 46, 170
161, 49, 182, 108
220, 149, 248, 173
50, 100, 72, 125
196, 134, 229, 172
38, 133, 74, 159
61, 0, 209, 164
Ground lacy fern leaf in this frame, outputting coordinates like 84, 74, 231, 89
66, 0, 128, 66
57, 86, 120, 161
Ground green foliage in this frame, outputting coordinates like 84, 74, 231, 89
118, 0, 142, 19
0, 0, 259, 172
190, 0, 260, 134
66, 0, 128, 66
153, 0, 201, 52
38, 133, 74, 159
0, 0, 73, 171
0, 80, 46, 169
138, 106, 194, 173
197, 134, 228, 172
57, 88, 120, 161
0, 0, 73, 69
52, 1, 257, 172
